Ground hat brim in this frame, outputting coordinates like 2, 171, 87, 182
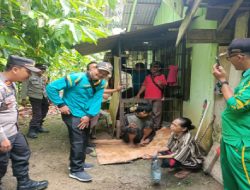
24, 65, 41, 73
97, 67, 112, 75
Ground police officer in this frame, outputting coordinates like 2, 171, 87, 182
21, 64, 49, 138
0, 55, 48, 190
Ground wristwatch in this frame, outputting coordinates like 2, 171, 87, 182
220, 81, 229, 87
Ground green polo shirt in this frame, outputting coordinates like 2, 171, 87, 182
222, 68, 250, 147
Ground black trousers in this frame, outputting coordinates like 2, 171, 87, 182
0, 132, 30, 180
29, 96, 49, 132
62, 114, 90, 172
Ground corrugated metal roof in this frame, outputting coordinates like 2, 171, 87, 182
121, 0, 162, 31
75, 20, 181, 56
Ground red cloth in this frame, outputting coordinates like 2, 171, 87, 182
143, 74, 167, 99
166, 65, 178, 86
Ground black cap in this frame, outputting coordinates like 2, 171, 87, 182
7, 55, 41, 73
96, 62, 113, 76
228, 38, 250, 54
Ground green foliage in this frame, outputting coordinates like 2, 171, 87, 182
0, 0, 117, 74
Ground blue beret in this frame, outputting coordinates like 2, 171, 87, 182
228, 38, 250, 54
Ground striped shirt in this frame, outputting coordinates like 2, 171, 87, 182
222, 68, 250, 147
167, 132, 202, 167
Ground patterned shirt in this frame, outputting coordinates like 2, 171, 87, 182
222, 68, 250, 147
167, 132, 202, 166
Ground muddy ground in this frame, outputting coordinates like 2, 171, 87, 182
2, 114, 223, 190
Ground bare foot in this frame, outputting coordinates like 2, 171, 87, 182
140, 139, 150, 146
174, 170, 191, 179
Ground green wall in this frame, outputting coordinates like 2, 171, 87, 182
154, 5, 218, 150
154, 0, 182, 25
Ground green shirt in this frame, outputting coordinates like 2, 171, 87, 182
222, 68, 250, 147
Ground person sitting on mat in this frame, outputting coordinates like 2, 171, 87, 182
144, 117, 203, 179
122, 103, 155, 147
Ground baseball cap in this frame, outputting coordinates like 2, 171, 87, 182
96, 62, 113, 76
7, 55, 41, 73
228, 38, 250, 55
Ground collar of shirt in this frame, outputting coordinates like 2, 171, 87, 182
242, 68, 250, 78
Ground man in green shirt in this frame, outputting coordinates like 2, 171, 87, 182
212, 38, 250, 190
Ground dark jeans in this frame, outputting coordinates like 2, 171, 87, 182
29, 96, 49, 132
62, 114, 90, 172
0, 132, 30, 180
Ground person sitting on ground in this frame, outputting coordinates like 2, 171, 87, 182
144, 117, 203, 179
122, 103, 155, 147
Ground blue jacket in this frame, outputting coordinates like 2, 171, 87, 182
46, 72, 106, 118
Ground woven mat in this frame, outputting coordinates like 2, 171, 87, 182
94, 127, 171, 165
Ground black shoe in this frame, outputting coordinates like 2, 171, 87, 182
17, 178, 48, 190
27, 131, 38, 139
37, 127, 49, 133
87, 142, 96, 148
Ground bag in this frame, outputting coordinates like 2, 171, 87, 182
151, 156, 162, 184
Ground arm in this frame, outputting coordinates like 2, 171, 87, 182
136, 85, 146, 98
0, 88, 11, 152
121, 64, 132, 74
20, 79, 28, 100
213, 64, 250, 111
104, 84, 122, 94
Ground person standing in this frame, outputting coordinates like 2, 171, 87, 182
136, 61, 167, 130
46, 62, 112, 182
0, 55, 48, 190
21, 64, 49, 138
212, 38, 250, 190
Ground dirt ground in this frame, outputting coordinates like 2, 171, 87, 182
2, 114, 223, 190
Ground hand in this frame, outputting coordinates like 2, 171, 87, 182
59, 105, 71, 115
142, 154, 153, 159
77, 116, 90, 130
116, 85, 122, 92
0, 139, 12, 153
5, 99, 15, 109
136, 94, 140, 99
212, 64, 227, 82
129, 123, 137, 129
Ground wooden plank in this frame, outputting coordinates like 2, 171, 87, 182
175, 0, 202, 47
109, 56, 121, 137
187, 29, 233, 44
217, 0, 244, 32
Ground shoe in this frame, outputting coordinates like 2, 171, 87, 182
17, 177, 48, 190
37, 127, 49, 133
87, 142, 96, 148
86, 147, 94, 154
68, 163, 94, 171
83, 163, 94, 170
69, 171, 92, 182
27, 131, 38, 139
89, 150, 97, 157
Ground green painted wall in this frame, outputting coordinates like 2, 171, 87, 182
154, 5, 218, 150
154, 0, 182, 25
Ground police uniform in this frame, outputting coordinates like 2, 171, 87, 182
0, 55, 48, 190
21, 66, 49, 138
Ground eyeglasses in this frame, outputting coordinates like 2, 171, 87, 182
226, 53, 246, 61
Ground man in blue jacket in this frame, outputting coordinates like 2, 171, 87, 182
46, 62, 112, 182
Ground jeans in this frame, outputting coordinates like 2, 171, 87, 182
62, 114, 90, 172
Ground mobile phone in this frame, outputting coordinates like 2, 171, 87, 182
215, 56, 220, 68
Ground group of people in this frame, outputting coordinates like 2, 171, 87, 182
0, 37, 250, 190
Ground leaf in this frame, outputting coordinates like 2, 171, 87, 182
59, 0, 71, 16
